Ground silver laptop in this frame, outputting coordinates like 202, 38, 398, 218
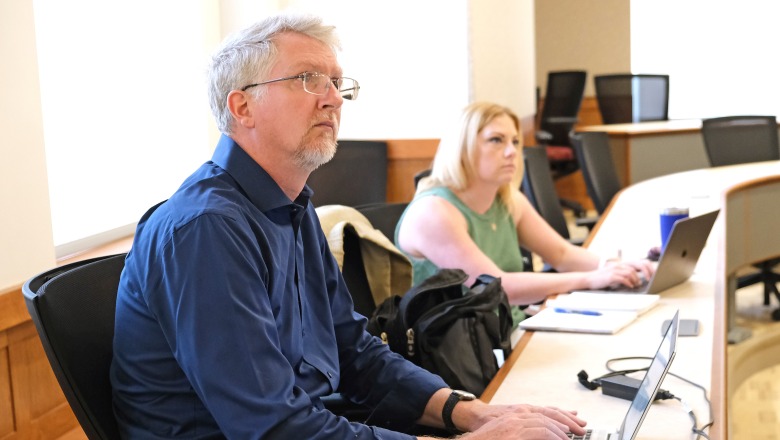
570, 310, 680, 440
582, 210, 719, 295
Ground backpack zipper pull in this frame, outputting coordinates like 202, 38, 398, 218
406, 328, 415, 357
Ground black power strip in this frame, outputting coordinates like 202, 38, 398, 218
601, 375, 673, 401
601, 375, 643, 400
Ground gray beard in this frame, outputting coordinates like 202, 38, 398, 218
294, 139, 337, 172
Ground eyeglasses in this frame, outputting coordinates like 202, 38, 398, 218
241, 71, 360, 100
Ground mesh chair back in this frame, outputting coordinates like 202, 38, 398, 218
307, 140, 388, 207
594, 74, 669, 124
22, 253, 126, 440
538, 71, 587, 146
571, 132, 622, 214
521, 146, 570, 239
701, 115, 780, 167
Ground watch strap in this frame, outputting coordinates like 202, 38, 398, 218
442, 392, 463, 434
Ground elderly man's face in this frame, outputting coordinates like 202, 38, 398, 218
252, 31, 344, 172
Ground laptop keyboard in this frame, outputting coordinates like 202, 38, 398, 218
568, 430, 592, 440
604, 275, 649, 293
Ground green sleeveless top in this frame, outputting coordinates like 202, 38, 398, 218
397, 187, 526, 325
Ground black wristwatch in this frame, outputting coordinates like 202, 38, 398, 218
442, 389, 476, 434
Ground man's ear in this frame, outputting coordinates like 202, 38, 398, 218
227, 90, 255, 129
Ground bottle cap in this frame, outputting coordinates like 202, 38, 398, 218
661, 207, 689, 216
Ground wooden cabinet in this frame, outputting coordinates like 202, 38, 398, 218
0, 288, 82, 440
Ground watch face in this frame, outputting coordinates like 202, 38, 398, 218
453, 390, 476, 400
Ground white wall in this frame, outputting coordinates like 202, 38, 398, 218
471, 0, 536, 123
34, 0, 219, 254
0, 0, 56, 291
220, 0, 473, 140
631, 0, 780, 119
0, 0, 535, 291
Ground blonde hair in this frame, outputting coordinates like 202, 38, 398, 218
419, 102, 524, 210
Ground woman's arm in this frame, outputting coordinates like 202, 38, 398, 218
397, 195, 511, 285
398, 193, 652, 305
511, 191, 653, 294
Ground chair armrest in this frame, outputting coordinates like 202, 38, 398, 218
535, 130, 554, 145
575, 216, 599, 231
568, 236, 586, 247
544, 116, 579, 124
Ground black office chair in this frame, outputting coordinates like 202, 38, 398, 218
22, 253, 126, 440
339, 224, 378, 319
701, 115, 780, 318
307, 140, 388, 207
570, 131, 623, 215
535, 71, 588, 217
594, 74, 669, 124
701, 115, 780, 166
355, 202, 409, 243
521, 146, 595, 247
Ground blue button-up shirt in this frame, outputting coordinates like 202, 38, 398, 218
111, 135, 447, 439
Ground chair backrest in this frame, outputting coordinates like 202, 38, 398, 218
22, 253, 126, 440
521, 146, 571, 240
355, 202, 409, 243
341, 225, 377, 317
594, 74, 669, 124
570, 131, 622, 215
701, 115, 780, 167
307, 140, 388, 207
538, 70, 587, 146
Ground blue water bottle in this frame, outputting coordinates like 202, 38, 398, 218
660, 207, 689, 251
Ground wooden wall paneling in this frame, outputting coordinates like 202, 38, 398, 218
576, 96, 603, 127
0, 287, 81, 440
10, 321, 79, 439
1, 332, 15, 438
385, 139, 438, 203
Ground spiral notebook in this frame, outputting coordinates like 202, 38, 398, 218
547, 292, 660, 315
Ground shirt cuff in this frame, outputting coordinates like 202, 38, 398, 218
364, 370, 448, 433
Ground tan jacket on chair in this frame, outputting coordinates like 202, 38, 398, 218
316, 205, 412, 307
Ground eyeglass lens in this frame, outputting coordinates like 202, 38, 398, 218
303, 73, 359, 100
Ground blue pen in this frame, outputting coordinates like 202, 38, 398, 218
554, 308, 602, 316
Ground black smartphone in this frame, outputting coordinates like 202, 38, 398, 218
662, 318, 700, 336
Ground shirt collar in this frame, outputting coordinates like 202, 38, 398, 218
211, 134, 313, 212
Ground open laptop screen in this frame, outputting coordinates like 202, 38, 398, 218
617, 310, 679, 440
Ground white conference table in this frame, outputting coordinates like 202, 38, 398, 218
484, 161, 780, 439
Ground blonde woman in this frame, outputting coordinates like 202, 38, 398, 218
396, 102, 653, 317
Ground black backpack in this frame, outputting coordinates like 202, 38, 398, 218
367, 268, 512, 396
